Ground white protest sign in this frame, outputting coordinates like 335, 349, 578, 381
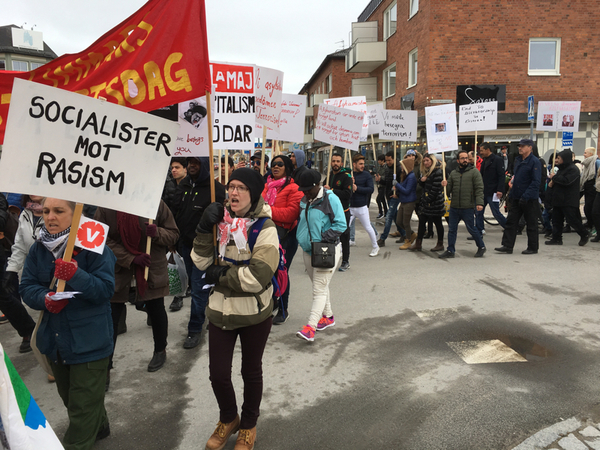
367, 103, 384, 135
173, 94, 212, 156
255, 65, 284, 133
211, 62, 256, 150
459, 101, 498, 132
314, 103, 364, 151
536, 101, 581, 132
425, 103, 458, 154
324, 96, 369, 141
75, 216, 109, 254
254, 93, 306, 143
381, 110, 418, 141
0, 79, 177, 219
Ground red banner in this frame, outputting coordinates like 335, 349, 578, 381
0, 0, 211, 145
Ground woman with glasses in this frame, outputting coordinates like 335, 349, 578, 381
260, 155, 303, 324
192, 168, 279, 450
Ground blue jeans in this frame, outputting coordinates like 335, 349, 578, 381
447, 208, 485, 253
380, 197, 401, 241
349, 218, 378, 241
475, 195, 507, 231
179, 242, 210, 334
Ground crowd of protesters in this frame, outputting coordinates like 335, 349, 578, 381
1, 139, 599, 450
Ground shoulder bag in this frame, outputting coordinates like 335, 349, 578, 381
305, 206, 335, 268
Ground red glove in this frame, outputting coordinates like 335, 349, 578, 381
133, 253, 152, 267
45, 292, 69, 314
54, 258, 78, 281
145, 223, 157, 238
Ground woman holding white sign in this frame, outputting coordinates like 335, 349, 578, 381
20, 198, 116, 449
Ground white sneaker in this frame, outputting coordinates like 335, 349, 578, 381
349, 240, 356, 247
369, 246, 380, 257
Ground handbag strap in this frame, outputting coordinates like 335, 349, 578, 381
304, 205, 313, 244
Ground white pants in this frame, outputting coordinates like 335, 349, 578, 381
349, 206, 378, 247
303, 243, 342, 329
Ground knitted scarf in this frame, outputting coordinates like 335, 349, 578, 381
217, 208, 256, 258
264, 176, 287, 206
38, 226, 70, 259
116, 212, 147, 297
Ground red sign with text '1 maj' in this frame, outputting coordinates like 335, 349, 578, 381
75, 217, 109, 254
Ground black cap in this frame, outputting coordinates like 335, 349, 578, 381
251, 151, 269, 163
518, 139, 535, 147
297, 169, 322, 191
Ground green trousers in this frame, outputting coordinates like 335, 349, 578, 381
49, 356, 109, 450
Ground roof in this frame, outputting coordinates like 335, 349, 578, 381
298, 48, 350, 95
0, 25, 58, 59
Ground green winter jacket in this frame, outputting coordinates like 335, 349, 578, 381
447, 164, 484, 209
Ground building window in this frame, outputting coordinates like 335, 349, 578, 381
383, 2, 397, 40
409, 0, 419, 18
528, 38, 561, 76
326, 74, 332, 93
383, 64, 396, 99
408, 48, 418, 87
0, 60, 5, 70
30, 62, 43, 70
12, 60, 29, 71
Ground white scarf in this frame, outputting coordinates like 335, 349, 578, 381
38, 226, 70, 259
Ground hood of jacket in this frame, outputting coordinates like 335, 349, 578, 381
557, 149, 573, 169
293, 150, 305, 167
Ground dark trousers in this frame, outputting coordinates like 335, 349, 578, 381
501, 198, 539, 251
109, 298, 167, 369
552, 206, 587, 241
592, 191, 600, 231
340, 210, 351, 263
583, 184, 596, 226
279, 226, 298, 312
417, 215, 444, 241
50, 355, 109, 450
376, 186, 387, 215
179, 242, 210, 334
447, 208, 485, 253
475, 195, 507, 230
0, 270, 36, 338
208, 318, 272, 430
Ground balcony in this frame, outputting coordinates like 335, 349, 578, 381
346, 22, 386, 73
305, 106, 314, 117
311, 93, 329, 106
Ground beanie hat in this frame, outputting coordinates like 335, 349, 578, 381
228, 168, 265, 206
271, 155, 294, 176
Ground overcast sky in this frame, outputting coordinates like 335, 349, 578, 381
4, 0, 372, 94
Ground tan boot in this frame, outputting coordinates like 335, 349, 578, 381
399, 239, 411, 250
430, 240, 444, 252
205, 415, 240, 450
409, 238, 422, 251
409, 232, 418, 243
234, 427, 256, 450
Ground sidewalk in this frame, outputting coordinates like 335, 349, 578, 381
513, 417, 600, 450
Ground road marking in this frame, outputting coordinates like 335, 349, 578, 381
447, 340, 527, 364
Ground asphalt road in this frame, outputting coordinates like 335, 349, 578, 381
3, 211, 600, 450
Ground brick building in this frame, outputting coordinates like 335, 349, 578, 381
302, 0, 600, 165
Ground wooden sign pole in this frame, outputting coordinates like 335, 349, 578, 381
370, 134, 377, 164
325, 145, 334, 187
144, 218, 153, 280
56, 202, 84, 293
205, 89, 218, 260
261, 127, 267, 176
552, 128, 560, 171
224, 150, 229, 185
393, 141, 397, 195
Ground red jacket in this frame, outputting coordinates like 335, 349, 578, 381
261, 180, 304, 229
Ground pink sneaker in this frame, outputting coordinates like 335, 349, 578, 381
316, 315, 335, 331
296, 324, 315, 342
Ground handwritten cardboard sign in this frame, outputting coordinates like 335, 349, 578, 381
459, 101, 498, 133
425, 103, 458, 154
367, 103, 384, 135
536, 101, 581, 132
314, 104, 364, 151
254, 93, 306, 143
324, 96, 368, 141
380, 110, 418, 141
255, 66, 284, 133
0, 79, 178, 219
